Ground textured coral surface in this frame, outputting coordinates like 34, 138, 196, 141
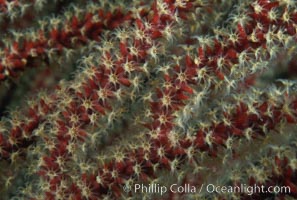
0, 0, 297, 199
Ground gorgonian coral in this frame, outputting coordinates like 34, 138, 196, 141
0, 0, 297, 199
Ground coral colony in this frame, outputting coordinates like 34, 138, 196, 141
1, 0, 297, 199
